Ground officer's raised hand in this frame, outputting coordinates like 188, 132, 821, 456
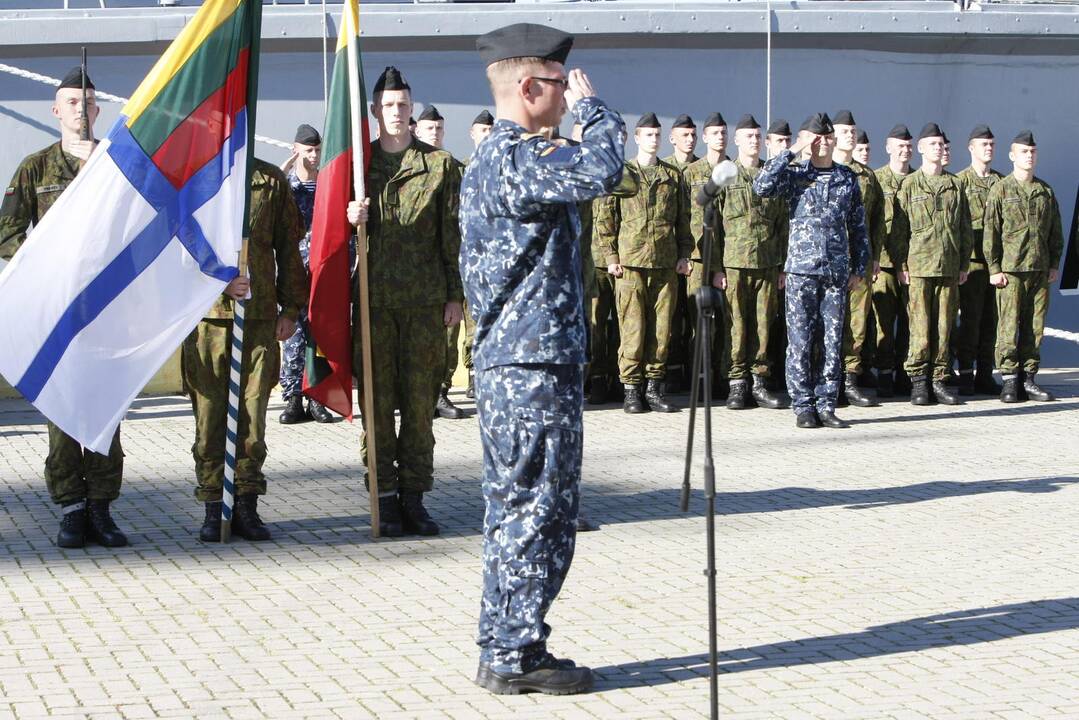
563, 68, 595, 110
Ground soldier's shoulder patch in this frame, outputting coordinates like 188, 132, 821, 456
3, 186, 13, 196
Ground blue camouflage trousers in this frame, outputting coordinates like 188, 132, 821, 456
280, 308, 308, 401
476, 363, 583, 675
786, 273, 848, 415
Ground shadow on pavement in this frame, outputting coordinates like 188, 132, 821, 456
593, 597, 1079, 688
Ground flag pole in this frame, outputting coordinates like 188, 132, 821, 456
344, 4, 380, 538
221, 240, 249, 543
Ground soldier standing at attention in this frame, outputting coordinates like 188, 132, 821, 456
872, 124, 914, 397
0, 67, 128, 549
414, 104, 468, 420
460, 23, 625, 695
765, 119, 792, 159
663, 114, 699, 171
662, 114, 699, 392
753, 113, 870, 429
716, 114, 787, 410
184, 159, 307, 542
460, 109, 495, 400
832, 110, 884, 408
983, 130, 1063, 404
683, 112, 733, 399
596, 113, 693, 414
278, 123, 334, 425
891, 123, 972, 407
345, 66, 463, 537
854, 130, 871, 166
954, 125, 1003, 396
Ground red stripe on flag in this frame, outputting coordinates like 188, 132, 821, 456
151, 49, 250, 189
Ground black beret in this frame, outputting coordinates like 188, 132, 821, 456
969, 124, 994, 141
766, 119, 791, 137
418, 105, 443, 122
832, 109, 856, 126
373, 66, 410, 94
1012, 129, 1036, 147
887, 124, 913, 141
703, 112, 726, 129
672, 114, 696, 129
636, 112, 661, 129
58, 66, 94, 91
942, 132, 951, 145
294, 124, 321, 145
477, 23, 573, 66
736, 114, 761, 131
800, 113, 834, 135
472, 109, 494, 126
918, 122, 945, 140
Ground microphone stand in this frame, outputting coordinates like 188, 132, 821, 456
681, 199, 720, 720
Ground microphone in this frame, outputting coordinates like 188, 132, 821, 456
694, 160, 738, 207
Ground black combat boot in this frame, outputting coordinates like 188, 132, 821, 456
910, 376, 931, 406
974, 367, 1002, 395
436, 385, 465, 419
795, 411, 821, 429
278, 395, 311, 424
932, 379, 961, 405
466, 371, 476, 400
377, 493, 404, 537
1023, 373, 1055, 402
843, 372, 876, 407
232, 495, 271, 541
1000, 375, 1021, 403
86, 499, 128, 547
307, 399, 334, 423
57, 500, 87, 549
876, 371, 895, 399
199, 501, 222, 542
750, 375, 786, 409
818, 409, 850, 429
623, 384, 646, 414
479, 661, 594, 696
476, 655, 577, 690
726, 379, 748, 410
645, 379, 677, 413
399, 490, 440, 536
957, 371, 975, 397
587, 377, 607, 405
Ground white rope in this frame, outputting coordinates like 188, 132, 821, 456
0, 61, 290, 149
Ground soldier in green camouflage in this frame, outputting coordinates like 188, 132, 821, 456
715, 114, 787, 410
873, 124, 914, 397
683, 112, 732, 400
763, 118, 792, 390
983, 130, 1063, 404
661, 114, 699, 393
832, 110, 884, 408
595, 112, 693, 414
0, 67, 128, 550
854, 130, 871, 167
183, 158, 307, 542
346, 67, 463, 537
954, 124, 1004, 396
891, 123, 973, 406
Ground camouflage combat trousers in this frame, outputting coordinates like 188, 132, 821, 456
956, 262, 997, 373
903, 276, 959, 381
589, 268, 619, 383
666, 273, 691, 380
280, 307, 309, 400
995, 271, 1049, 375
443, 300, 476, 388
871, 267, 909, 373
475, 363, 582, 675
687, 260, 730, 386
45, 422, 123, 505
843, 268, 874, 374
785, 273, 848, 415
355, 304, 444, 494
725, 267, 779, 379
183, 318, 279, 502
616, 267, 676, 385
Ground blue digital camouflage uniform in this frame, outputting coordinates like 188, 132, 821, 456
753, 149, 870, 415
460, 96, 625, 675
279, 170, 316, 401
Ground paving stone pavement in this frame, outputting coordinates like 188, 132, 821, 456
2, 370, 1079, 719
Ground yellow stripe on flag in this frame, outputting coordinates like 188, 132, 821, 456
123, 0, 245, 126
336, 0, 360, 54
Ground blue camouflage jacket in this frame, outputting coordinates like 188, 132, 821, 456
752, 149, 870, 280
459, 97, 626, 371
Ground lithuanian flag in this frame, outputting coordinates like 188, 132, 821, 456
304, 0, 369, 419
0, 0, 261, 453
